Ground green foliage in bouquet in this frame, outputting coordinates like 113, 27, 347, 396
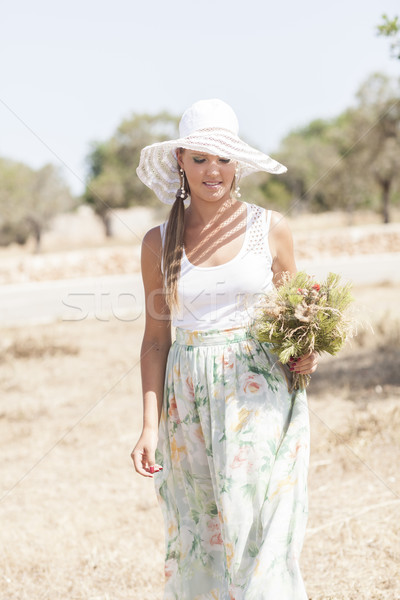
254, 271, 354, 390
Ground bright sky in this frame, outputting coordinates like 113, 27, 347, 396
1, 0, 399, 195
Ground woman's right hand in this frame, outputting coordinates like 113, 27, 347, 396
131, 428, 162, 478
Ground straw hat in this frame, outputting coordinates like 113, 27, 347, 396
136, 99, 287, 204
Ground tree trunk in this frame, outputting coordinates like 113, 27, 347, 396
346, 204, 355, 227
100, 211, 113, 237
26, 217, 42, 253
33, 226, 42, 253
380, 179, 391, 224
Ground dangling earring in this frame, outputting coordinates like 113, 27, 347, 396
234, 168, 241, 199
178, 168, 187, 200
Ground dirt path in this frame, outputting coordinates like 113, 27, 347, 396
0, 283, 399, 599
0, 220, 399, 285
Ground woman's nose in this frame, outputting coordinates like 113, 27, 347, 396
205, 159, 219, 174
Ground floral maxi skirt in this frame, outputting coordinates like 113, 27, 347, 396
154, 326, 310, 600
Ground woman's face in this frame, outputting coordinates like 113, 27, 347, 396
177, 150, 236, 203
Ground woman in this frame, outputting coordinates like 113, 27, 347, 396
131, 99, 318, 600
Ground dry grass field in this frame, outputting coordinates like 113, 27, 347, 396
0, 280, 399, 599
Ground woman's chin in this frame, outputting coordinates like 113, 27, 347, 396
193, 186, 231, 203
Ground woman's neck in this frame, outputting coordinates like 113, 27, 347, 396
185, 196, 241, 230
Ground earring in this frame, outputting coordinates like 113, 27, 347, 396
234, 168, 241, 198
179, 168, 187, 200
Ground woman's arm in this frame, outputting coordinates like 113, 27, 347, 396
131, 226, 172, 478
269, 211, 297, 287
269, 211, 318, 376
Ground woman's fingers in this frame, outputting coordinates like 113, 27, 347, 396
131, 448, 152, 477
131, 429, 163, 478
289, 352, 319, 375
131, 445, 163, 478
148, 463, 163, 475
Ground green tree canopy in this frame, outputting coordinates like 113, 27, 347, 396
274, 73, 400, 222
339, 73, 400, 223
0, 158, 73, 249
377, 14, 400, 60
84, 112, 179, 235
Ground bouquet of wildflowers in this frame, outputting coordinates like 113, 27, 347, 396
254, 271, 354, 391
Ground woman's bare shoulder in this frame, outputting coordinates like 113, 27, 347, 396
268, 211, 294, 260
140, 225, 165, 280
141, 225, 163, 256
269, 210, 291, 231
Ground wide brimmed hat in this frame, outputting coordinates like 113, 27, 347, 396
136, 99, 287, 204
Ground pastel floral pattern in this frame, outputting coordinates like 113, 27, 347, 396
155, 326, 310, 600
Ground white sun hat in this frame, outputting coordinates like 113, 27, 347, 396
136, 98, 287, 205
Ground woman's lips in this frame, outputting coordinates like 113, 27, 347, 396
203, 181, 222, 187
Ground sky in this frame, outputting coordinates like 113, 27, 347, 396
1, 0, 399, 196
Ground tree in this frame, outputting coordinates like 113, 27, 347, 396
0, 158, 32, 245
316, 74, 400, 223
275, 119, 344, 214
321, 112, 374, 221
273, 73, 400, 223
84, 112, 179, 235
348, 73, 400, 223
377, 14, 400, 60
25, 164, 75, 249
0, 158, 74, 250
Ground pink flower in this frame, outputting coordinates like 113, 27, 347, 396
242, 374, 263, 394
193, 425, 205, 443
164, 558, 176, 580
231, 447, 249, 469
312, 283, 320, 291
184, 376, 195, 401
223, 355, 234, 369
210, 532, 223, 546
207, 517, 224, 546
238, 373, 268, 403
168, 397, 181, 423
207, 518, 220, 532
290, 441, 302, 458
244, 378, 261, 394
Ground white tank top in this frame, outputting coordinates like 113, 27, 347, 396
160, 202, 274, 331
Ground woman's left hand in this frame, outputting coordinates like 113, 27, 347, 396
289, 352, 319, 375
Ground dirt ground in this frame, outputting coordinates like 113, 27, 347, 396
0, 278, 399, 600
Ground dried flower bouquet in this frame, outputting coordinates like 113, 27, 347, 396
254, 271, 354, 390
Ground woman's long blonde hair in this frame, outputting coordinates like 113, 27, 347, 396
162, 153, 189, 312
